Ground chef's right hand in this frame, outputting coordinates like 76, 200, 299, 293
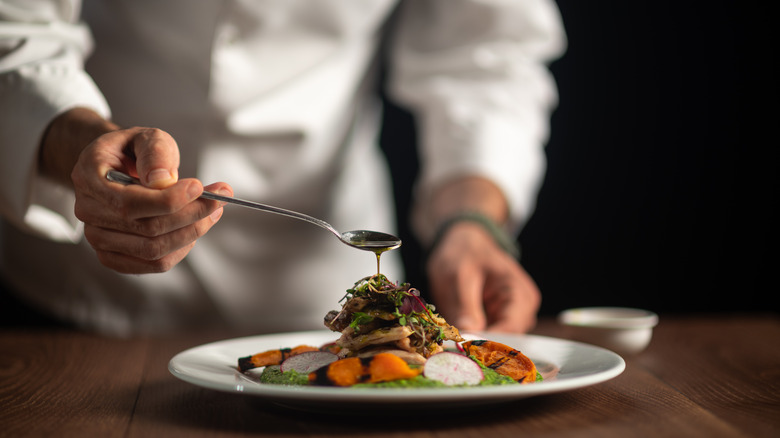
69, 126, 232, 274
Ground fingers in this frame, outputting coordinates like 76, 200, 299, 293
429, 261, 487, 332
482, 264, 540, 333
73, 127, 179, 187
70, 126, 234, 274
427, 223, 490, 331
452, 269, 488, 331
427, 222, 540, 334
83, 197, 216, 258
84, 206, 222, 274
91, 239, 197, 274
76, 178, 204, 232
82, 188, 230, 274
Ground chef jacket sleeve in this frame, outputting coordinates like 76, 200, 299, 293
0, 0, 110, 242
385, 0, 566, 242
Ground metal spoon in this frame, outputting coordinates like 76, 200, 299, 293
105, 170, 401, 253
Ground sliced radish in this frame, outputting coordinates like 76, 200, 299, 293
423, 352, 484, 386
280, 351, 338, 374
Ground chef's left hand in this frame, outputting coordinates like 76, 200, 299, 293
426, 221, 540, 333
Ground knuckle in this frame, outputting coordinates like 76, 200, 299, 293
135, 226, 199, 265
102, 193, 135, 223
136, 238, 166, 261
192, 217, 212, 239
149, 245, 191, 273
138, 127, 169, 141
136, 127, 176, 154
129, 214, 171, 237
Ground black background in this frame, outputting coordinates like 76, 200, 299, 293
381, 1, 776, 317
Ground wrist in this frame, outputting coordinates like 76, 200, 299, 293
39, 107, 118, 186
430, 211, 520, 258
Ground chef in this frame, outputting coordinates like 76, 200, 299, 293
0, 0, 566, 336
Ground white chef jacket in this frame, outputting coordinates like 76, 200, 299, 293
0, 0, 565, 336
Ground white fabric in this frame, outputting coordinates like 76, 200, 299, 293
0, 0, 565, 335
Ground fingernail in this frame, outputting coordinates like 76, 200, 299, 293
147, 168, 174, 186
213, 188, 231, 205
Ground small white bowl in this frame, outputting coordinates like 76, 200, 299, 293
558, 307, 659, 356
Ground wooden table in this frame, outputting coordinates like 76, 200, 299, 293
1, 314, 778, 437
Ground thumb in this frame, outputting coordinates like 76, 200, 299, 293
131, 128, 181, 189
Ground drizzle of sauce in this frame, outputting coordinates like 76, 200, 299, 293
371, 247, 390, 275
346, 235, 400, 275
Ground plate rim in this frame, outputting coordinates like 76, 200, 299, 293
168, 330, 626, 404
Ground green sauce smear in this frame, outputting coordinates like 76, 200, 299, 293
258, 358, 542, 387
259, 366, 310, 386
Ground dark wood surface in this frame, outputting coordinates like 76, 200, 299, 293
1, 314, 778, 438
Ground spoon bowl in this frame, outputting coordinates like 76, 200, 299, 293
106, 170, 402, 253
339, 230, 402, 251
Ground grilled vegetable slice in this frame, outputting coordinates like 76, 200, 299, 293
366, 351, 422, 383
310, 357, 365, 386
423, 351, 484, 386
280, 351, 339, 374
308, 352, 422, 386
461, 340, 537, 383
238, 345, 319, 372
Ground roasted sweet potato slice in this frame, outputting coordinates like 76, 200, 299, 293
309, 357, 365, 386
462, 340, 538, 383
309, 352, 421, 386
367, 352, 422, 383
238, 345, 319, 372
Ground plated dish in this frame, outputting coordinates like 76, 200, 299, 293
169, 330, 625, 410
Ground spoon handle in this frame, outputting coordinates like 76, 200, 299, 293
105, 170, 340, 237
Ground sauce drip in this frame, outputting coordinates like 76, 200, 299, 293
342, 232, 401, 274
346, 235, 400, 275
372, 248, 387, 275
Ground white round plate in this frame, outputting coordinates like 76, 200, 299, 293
169, 330, 625, 410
